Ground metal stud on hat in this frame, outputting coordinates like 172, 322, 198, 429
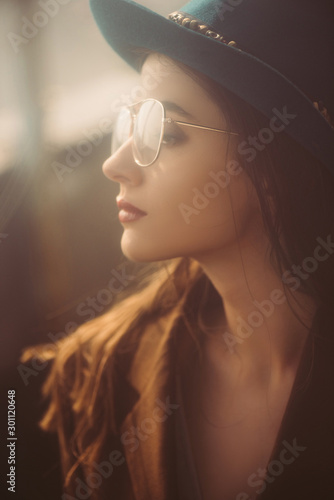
168, 11, 239, 48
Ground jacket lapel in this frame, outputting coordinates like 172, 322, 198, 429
119, 309, 183, 500
260, 305, 334, 499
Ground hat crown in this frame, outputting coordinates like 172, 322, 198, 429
179, 0, 334, 116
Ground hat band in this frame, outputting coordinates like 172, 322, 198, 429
168, 11, 239, 48
168, 10, 333, 128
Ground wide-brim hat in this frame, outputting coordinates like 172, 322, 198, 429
89, 0, 334, 176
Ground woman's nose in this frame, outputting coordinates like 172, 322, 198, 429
102, 138, 143, 186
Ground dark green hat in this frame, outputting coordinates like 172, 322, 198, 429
90, 0, 334, 175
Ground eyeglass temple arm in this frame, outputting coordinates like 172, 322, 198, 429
164, 117, 239, 136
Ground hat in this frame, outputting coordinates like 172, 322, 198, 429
89, 0, 334, 175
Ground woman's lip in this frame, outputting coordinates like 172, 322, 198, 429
118, 210, 146, 223
116, 198, 147, 215
116, 198, 147, 222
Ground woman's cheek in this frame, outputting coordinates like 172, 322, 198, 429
160, 164, 232, 229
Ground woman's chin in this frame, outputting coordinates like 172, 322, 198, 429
120, 238, 179, 263
120, 245, 148, 263
120, 239, 157, 263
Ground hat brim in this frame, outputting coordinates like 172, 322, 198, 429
90, 0, 334, 175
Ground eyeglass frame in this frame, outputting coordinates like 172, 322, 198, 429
113, 98, 240, 167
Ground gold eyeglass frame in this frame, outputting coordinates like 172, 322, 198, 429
114, 98, 239, 167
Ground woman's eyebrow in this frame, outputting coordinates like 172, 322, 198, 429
161, 100, 195, 119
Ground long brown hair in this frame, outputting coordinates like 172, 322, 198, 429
23, 50, 334, 496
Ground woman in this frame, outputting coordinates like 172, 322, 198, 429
27, 1, 334, 499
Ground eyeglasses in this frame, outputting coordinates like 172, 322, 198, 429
111, 98, 239, 167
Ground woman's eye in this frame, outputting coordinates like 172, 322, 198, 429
162, 133, 179, 145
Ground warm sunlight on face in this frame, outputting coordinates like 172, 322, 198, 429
102, 53, 262, 262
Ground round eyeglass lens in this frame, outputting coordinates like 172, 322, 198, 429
111, 107, 132, 155
133, 99, 164, 166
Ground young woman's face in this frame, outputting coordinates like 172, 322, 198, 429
103, 54, 262, 262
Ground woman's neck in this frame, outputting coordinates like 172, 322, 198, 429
193, 231, 317, 384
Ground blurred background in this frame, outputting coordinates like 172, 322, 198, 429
0, 1, 181, 498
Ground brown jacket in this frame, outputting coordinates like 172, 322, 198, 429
63, 304, 334, 500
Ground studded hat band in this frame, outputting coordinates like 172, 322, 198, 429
168, 11, 239, 48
